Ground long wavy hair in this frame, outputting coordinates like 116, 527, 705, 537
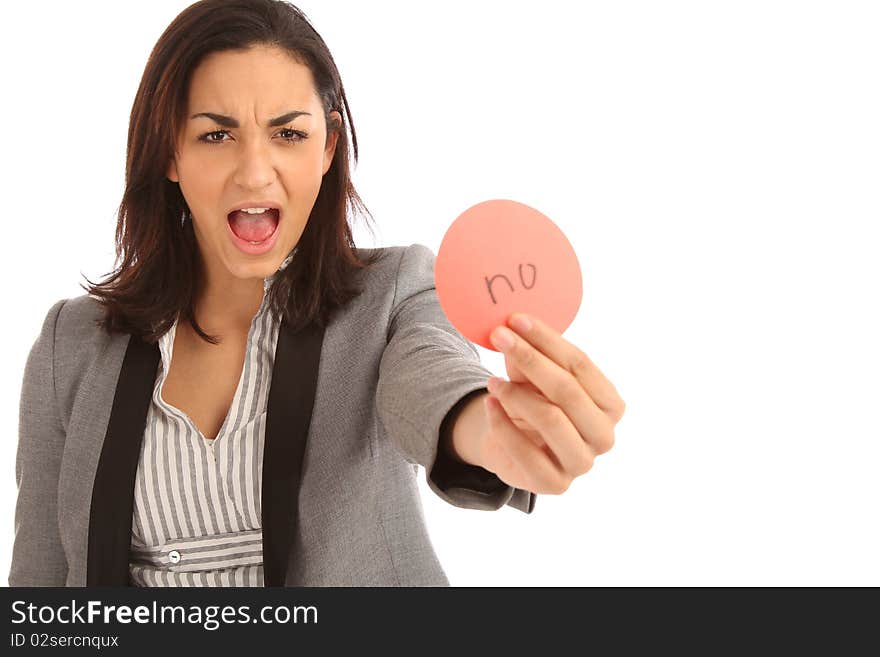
84, 0, 382, 345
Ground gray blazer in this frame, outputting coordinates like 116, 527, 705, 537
9, 243, 536, 587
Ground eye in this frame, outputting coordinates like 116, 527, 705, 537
197, 128, 308, 145
279, 128, 308, 143
199, 129, 230, 144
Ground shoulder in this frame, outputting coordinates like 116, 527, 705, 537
46, 294, 122, 377
351, 244, 437, 308
30, 294, 105, 344
354, 243, 436, 282
24, 294, 123, 429
356, 243, 434, 262
53, 294, 109, 340
336, 244, 437, 321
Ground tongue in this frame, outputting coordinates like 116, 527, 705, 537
228, 209, 278, 242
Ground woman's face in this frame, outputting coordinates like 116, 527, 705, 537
167, 45, 339, 285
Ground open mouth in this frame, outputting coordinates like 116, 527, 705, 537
227, 208, 280, 244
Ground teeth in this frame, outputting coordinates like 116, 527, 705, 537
238, 207, 271, 214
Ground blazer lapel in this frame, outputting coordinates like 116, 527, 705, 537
87, 333, 159, 586
262, 314, 325, 586
85, 312, 325, 587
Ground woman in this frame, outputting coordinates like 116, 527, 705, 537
9, 0, 624, 587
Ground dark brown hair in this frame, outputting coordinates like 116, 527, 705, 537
84, 0, 382, 344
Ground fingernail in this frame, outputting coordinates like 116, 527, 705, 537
509, 313, 532, 333
491, 326, 516, 351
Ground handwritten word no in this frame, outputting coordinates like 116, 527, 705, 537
484, 263, 537, 304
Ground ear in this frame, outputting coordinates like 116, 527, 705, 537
167, 157, 179, 183
322, 111, 341, 176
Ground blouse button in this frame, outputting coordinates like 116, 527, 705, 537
168, 550, 181, 564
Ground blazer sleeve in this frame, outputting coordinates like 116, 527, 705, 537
8, 298, 70, 586
376, 243, 537, 514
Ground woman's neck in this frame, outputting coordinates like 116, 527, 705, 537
191, 262, 266, 337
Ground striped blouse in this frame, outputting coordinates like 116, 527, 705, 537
128, 254, 294, 586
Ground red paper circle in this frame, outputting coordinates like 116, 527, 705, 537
435, 199, 582, 351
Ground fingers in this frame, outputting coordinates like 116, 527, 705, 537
488, 377, 595, 479
495, 313, 626, 420
491, 317, 620, 455
484, 395, 572, 495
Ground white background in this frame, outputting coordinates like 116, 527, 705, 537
1, 0, 878, 586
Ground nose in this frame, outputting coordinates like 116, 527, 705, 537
232, 139, 276, 190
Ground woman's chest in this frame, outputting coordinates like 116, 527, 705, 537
160, 332, 248, 441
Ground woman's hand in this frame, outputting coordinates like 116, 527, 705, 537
481, 312, 626, 495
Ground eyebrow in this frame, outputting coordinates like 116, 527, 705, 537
189, 110, 311, 127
